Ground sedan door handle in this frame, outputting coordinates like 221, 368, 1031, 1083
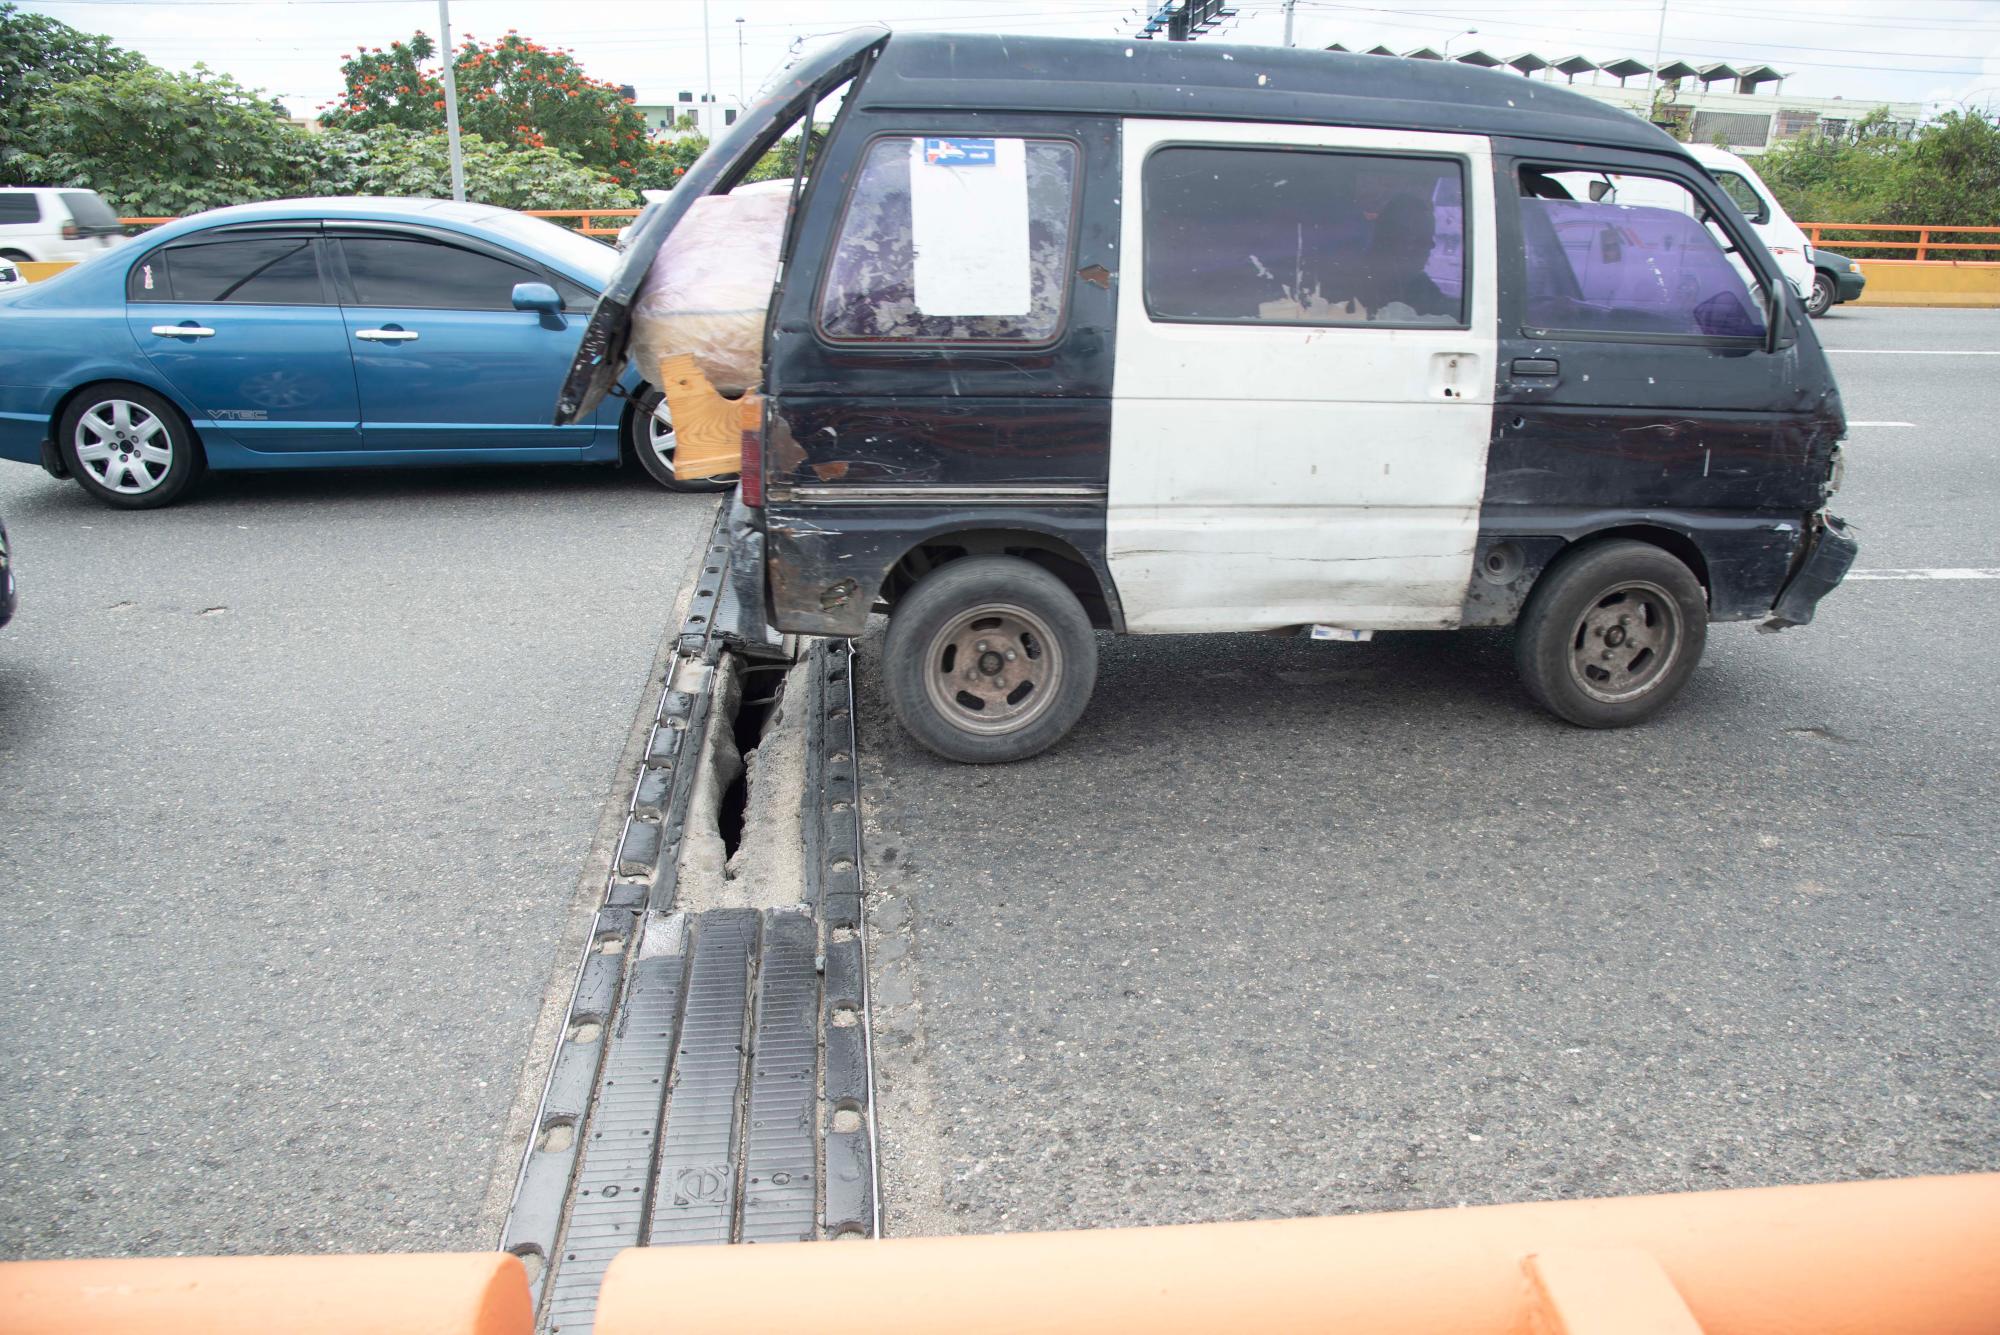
355, 328, 419, 343
151, 324, 215, 338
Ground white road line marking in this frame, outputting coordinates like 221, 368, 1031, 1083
1847, 569, 2000, 581
1846, 420, 1916, 427
1826, 349, 2000, 355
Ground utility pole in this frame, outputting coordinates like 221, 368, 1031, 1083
436, 0, 465, 202
1646, 0, 1668, 94
702, 0, 714, 139
736, 16, 745, 110
1282, 0, 1295, 48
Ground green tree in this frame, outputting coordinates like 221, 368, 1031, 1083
16, 63, 307, 215
1759, 108, 2000, 258
0, 2, 145, 183
322, 30, 652, 186
301, 127, 632, 210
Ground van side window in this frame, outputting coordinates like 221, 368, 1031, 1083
1142, 148, 1466, 327
1516, 166, 1766, 340
819, 136, 1078, 342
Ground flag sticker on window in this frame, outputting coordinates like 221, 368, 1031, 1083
922, 137, 997, 166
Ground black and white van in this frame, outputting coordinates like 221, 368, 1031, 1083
562, 30, 1857, 763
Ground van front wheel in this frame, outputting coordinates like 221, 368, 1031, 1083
884, 556, 1097, 763
1515, 540, 1708, 728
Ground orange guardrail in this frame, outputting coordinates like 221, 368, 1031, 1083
1803, 222, 2000, 260
598, 1173, 2000, 1334
522, 207, 642, 237
0, 1252, 530, 1335
113, 210, 643, 238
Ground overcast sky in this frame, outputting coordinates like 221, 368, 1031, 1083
27, 0, 2000, 119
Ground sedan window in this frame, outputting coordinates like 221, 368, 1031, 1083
132, 237, 329, 305
338, 236, 537, 310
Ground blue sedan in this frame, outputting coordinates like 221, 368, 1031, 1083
0, 197, 721, 508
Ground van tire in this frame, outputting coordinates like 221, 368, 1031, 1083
884, 556, 1097, 763
1808, 272, 1835, 318
0, 249, 32, 263
1515, 540, 1708, 728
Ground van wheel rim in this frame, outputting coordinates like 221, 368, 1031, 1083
922, 603, 1064, 736
75, 400, 171, 494
647, 403, 737, 483
1567, 580, 1682, 704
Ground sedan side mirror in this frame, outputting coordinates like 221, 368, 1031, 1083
512, 281, 565, 329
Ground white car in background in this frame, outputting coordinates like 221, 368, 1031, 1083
1595, 145, 1815, 309
1684, 143, 1816, 305
0, 187, 130, 264
0, 258, 22, 288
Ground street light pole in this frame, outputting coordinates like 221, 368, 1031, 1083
736, 16, 745, 109
436, 0, 465, 202
702, 0, 714, 139
1282, 0, 1295, 48
1647, 0, 1668, 94
1441, 26, 1477, 59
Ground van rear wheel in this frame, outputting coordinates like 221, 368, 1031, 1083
884, 556, 1097, 763
1515, 540, 1708, 728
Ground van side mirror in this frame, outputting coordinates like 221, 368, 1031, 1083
512, 281, 566, 330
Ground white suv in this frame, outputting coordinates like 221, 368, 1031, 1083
0, 187, 130, 264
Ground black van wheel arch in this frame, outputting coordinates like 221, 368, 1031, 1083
1515, 539, 1709, 728
883, 555, 1098, 764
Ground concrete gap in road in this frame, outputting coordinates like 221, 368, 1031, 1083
675, 653, 810, 913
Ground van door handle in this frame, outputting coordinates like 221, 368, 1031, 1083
1512, 357, 1560, 376
355, 327, 419, 343
151, 324, 215, 338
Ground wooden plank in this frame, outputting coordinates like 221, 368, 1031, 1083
657, 353, 749, 480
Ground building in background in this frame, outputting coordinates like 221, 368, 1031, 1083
1327, 43, 1923, 153
632, 92, 737, 141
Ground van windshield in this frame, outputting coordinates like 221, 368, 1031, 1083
60, 192, 123, 234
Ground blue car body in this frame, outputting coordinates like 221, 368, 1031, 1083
0, 197, 634, 477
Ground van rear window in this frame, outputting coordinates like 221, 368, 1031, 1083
1142, 147, 1467, 327
818, 136, 1077, 343
60, 191, 122, 231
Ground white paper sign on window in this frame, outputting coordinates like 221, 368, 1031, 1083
908, 136, 1032, 317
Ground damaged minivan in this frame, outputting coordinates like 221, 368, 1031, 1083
559, 29, 1857, 763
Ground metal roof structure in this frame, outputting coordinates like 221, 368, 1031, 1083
1324, 43, 1791, 95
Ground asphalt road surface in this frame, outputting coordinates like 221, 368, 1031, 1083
0, 461, 715, 1258
859, 306, 2000, 1236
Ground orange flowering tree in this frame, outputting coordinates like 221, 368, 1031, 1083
320, 30, 650, 187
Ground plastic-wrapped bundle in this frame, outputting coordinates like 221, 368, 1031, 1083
630, 182, 789, 395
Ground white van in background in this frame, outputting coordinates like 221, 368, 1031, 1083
0, 188, 129, 264
1684, 144, 1815, 306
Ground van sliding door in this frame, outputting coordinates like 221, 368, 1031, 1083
1107, 120, 1497, 634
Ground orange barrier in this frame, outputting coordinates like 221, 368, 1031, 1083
596, 1173, 2000, 1334
15, 261, 76, 283
522, 207, 642, 237
0, 1252, 530, 1335
1853, 259, 2000, 308
1803, 222, 2000, 261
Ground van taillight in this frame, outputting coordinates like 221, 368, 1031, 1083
61, 223, 80, 240
738, 395, 764, 507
